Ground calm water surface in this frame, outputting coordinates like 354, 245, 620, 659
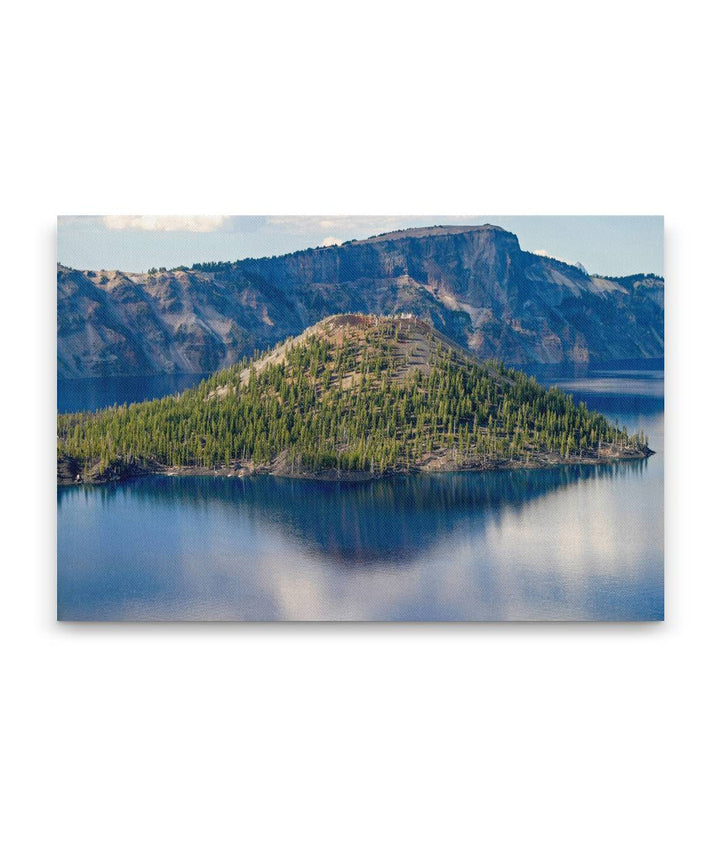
57, 362, 663, 620
58, 374, 208, 414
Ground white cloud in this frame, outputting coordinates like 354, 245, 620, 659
103, 215, 229, 233
321, 236, 341, 247
532, 248, 587, 272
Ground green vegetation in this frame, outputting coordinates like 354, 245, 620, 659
57, 317, 648, 479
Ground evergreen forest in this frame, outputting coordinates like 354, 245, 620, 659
57, 316, 648, 479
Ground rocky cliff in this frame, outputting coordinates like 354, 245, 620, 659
57, 224, 664, 377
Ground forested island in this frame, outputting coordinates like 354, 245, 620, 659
57, 314, 652, 485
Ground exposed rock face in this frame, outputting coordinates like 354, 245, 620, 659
57, 224, 664, 377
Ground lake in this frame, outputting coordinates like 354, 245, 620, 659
57, 361, 664, 621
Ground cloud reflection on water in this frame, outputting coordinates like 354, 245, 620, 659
58, 451, 662, 620
57, 367, 664, 621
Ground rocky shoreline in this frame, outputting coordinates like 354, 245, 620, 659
57, 445, 654, 487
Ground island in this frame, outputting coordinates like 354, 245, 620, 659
57, 314, 653, 485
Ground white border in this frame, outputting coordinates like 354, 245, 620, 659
4, 2, 717, 854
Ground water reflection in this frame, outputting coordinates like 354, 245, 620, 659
57, 362, 664, 621
57, 456, 662, 620
58, 463, 647, 567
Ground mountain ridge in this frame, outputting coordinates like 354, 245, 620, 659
57, 224, 664, 378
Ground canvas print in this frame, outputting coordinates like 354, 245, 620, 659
57, 216, 664, 620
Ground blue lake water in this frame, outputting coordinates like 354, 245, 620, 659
57, 362, 664, 621
58, 373, 208, 414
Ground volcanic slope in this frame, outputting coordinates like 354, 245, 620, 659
57, 314, 652, 483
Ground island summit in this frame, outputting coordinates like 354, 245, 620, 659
57, 314, 653, 484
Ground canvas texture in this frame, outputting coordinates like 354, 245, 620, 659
56, 216, 664, 621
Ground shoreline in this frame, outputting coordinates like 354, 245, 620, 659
57, 447, 654, 487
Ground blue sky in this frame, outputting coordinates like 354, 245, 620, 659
57, 215, 664, 277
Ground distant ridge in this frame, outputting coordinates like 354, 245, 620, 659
57, 224, 664, 378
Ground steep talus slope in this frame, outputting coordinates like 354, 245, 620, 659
57, 225, 664, 377
57, 264, 305, 377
